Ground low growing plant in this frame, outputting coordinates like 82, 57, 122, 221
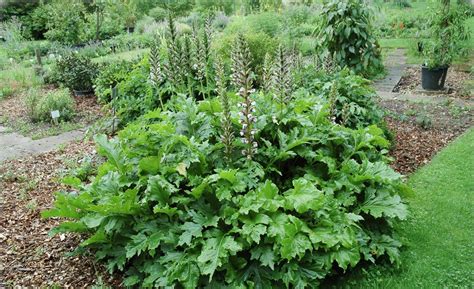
25, 88, 75, 122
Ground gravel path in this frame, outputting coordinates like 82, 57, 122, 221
0, 126, 85, 163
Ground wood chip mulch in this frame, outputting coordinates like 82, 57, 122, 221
0, 141, 121, 288
393, 66, 473, 99
382, 100, 473, 174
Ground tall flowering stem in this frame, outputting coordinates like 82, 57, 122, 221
328, 82, 338, 123
215, 57, 234, 159
272, 45, 293, 107
262, 53, 273, 94
149, 37, 164, 108
231, 34, 257, 160
163, 14, 183, 89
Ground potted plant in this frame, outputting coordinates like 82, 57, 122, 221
56, 53, 98, 96
421, 0, 470, 90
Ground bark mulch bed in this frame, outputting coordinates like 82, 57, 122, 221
393, 66, 473, 99
0, 141, 121, 288
381, 100, 473, 174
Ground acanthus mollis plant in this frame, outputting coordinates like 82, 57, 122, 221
215, 57, 234, 160
44, 90, 409, 288
231, 34, 257, 160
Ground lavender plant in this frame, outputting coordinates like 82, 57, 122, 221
231, 34, 257, 160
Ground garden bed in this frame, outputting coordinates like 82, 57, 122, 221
381, 100, 473, 174
0, 89, 103, 139
393, 66, 473, 99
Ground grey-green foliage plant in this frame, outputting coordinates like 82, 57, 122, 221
317, 0, 383, 78
25, 88, 75, 122
422, 0, 471, 69
44, 88, 408, 287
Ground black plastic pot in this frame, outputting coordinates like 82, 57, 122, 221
73, 89, 93, 97
421, 65, 448, 90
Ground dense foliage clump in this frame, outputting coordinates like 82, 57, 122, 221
297, 68, 382, 129
45, 43, 407, 287
45, 92, 407, 287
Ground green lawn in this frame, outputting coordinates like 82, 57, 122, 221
323, 128, 474, 288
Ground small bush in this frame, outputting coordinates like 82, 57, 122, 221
25, 88, 75, 122
148, 6, 168, 22
213, 31, 278, 77
53, 54, 99, 92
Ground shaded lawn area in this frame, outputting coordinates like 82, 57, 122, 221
323, 128, 474, 288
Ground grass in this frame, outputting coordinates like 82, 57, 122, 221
0, 64, 42, 95
323, 128, 474, 288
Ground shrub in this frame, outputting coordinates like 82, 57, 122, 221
94, 60, 136, 103
54, 54, 99, 92
25, 88, 75, 122
421, 1, 471, 69
44, 89, 407, 287
148, 6, 168, 22
112, 58, 154, 123
213, 31, 278, 78
225, 12, 282, 37
317, 0, 383, 78
195, 0, 235, 14
43, 0, 87, 45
